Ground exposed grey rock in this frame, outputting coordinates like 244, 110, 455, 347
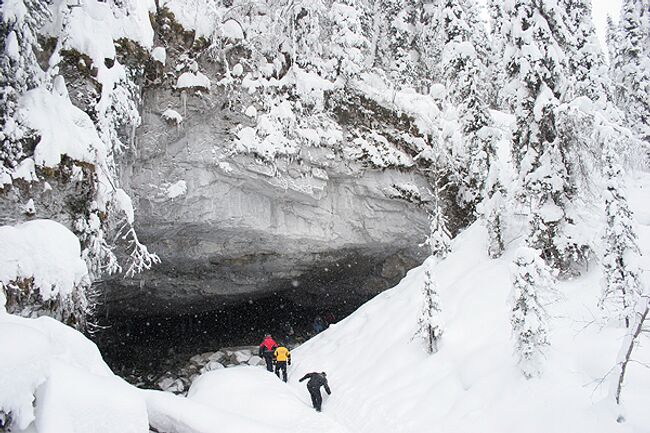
99, 55, 431, 317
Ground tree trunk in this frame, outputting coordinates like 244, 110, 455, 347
614, 297, 649, 405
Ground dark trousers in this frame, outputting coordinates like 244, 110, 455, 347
308, 386, 323, 411
263, 352, 274, 372
275, 361, 288, 382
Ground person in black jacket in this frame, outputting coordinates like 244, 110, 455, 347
299, 372, 331, 412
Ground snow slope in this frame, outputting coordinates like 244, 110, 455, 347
287, 171, 650, 433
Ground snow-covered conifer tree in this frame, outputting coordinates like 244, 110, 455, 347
601, 139, 643, 327
510, 247, 555, 378
565, 0, 616, 104
0, 0, 50, 175
501, 0, 587, 275
417, 267, 444, 354
328, 1, 369, 81
280, 0, 327, 74
440, 0, 498, 218
423, 203, 452, 259
610, 0, 650, 142
487, 0, 507, 108
606, 15, 621, 66
374, 0, 421, 86
484, 169, 506, 258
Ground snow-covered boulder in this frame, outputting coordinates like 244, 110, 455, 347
0, 220, 89, 307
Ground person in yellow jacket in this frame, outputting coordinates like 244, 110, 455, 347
273, 344, 291, 382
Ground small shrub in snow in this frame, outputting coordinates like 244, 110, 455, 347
510, 247, 555, 379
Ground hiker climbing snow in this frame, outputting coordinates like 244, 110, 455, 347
258, 334, 278, 372
274, 344, 291, 382
299, 371, 331, 412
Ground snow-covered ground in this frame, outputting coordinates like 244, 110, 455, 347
2, 172, 650, 433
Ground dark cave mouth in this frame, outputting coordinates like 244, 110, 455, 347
93, 289, 370, 380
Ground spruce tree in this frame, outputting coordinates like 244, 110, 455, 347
487, 0, 507, 108
423, 203, 452, 259
611, 0, 650, 142
281, 0, 327, 74
417, 267, 444, 354
511, 247, 554, 378
0, 0, 51, 173
484, 169, 506, 258
328, 1, 369, 81
502, 0, 586, 275
565, 0, 615, 105
601, 138, 643, 327
374, 0, 422, 86
440, 0, 498, 220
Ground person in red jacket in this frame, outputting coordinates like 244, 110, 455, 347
258, 334, 278, 372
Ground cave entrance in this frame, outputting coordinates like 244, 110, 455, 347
92, 290, 368, 384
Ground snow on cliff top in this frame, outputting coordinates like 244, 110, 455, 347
0, 220, 89, 303
42, 0, 154, 64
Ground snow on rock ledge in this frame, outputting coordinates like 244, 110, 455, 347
0, 220, 89, 302
18, 84, 106, 168
176, 71, 211, 90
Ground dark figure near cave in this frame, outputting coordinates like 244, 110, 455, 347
312, 316, 326, 334
299, 372, 331, 412
258, 334, 278, 372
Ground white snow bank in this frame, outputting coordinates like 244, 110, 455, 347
188, 367, 351, 433
18, 84, 106, 168
291, 195, 650, 433
0, 220, 88, 301
144, 388, 279, 433
0, 314, 148, 433
176, 71, 211, 90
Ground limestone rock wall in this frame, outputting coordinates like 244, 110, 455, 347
103, 84, 431, 316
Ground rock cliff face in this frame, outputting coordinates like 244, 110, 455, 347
103, 84, 431, 316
